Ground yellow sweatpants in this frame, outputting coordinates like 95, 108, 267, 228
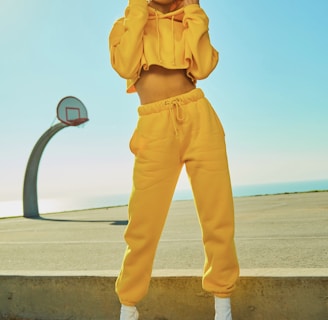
116, 88, 239, 306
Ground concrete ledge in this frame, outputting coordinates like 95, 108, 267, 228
0, 269, 327, 320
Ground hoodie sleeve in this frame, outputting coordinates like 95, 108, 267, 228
109, 0, 148, 79
183, 4, 219, 79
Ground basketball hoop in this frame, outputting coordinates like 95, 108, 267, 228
57, 96, 89, 126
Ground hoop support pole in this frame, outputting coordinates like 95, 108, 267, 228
23, 123, 68, 218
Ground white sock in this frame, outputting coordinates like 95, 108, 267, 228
120, 304, 139, 320
214, 297, 232, 320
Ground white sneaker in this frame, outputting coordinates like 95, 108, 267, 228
214, 297, 232, 320
119, 305, 139, 320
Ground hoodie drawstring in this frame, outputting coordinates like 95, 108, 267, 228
155, 11, 162, 63
154, 10, 176, 65
171, 16, 176, 66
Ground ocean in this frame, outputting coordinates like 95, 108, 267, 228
1, 179, 327, 219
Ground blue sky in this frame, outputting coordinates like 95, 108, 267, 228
1, 0, 327, 204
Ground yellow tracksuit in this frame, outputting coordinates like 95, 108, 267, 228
109, 0, 239, 306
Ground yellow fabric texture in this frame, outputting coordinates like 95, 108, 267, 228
109, 0, 219, 93
115, 89, 239, 305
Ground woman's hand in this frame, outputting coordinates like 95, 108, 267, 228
147, 0, 199, 12
184, 0, 199, 5
172, 0, 199, 10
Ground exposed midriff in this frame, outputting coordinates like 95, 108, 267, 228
135, 65, 196, 104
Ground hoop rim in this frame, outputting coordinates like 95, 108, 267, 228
61, 117, 89, 127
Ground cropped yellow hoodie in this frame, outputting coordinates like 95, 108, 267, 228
109, 0, 219, 93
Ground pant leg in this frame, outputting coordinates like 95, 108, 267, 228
116, 109, 183, 306
183, 97, 239, 297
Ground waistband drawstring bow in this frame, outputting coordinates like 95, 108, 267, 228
167, 99, 184, 136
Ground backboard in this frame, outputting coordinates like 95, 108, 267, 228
56, 96, 89, 126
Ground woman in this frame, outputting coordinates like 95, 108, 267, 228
109, 1, 239, 319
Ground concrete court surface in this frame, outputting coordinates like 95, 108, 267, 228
0, 191, 327, 319
0, 191, 327, 271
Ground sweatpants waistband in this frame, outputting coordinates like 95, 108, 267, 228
138, 88, 204, 116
